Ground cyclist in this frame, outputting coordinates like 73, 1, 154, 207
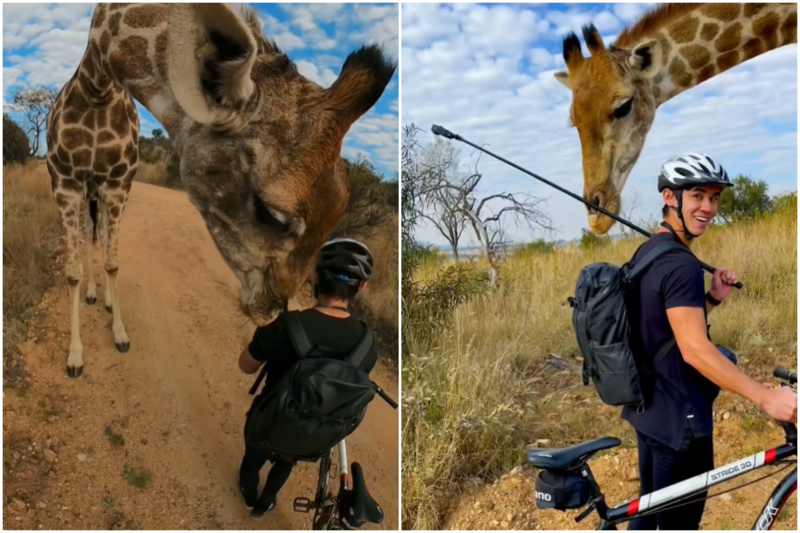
236, 238, 379, 519
622, 153, 797, 530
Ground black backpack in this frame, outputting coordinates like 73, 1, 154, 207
243, 311, 378, 463
567, 239, 693, 412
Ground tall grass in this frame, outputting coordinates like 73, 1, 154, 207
402, 204, 797, 529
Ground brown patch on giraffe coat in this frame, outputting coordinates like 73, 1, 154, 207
93, 4, 106, 28
701, 4, 741, 22
742, 37, 766, 61
110, 100, 129, 136
700, 22, 719, 41
123, 141, 136, 161
96, 109, 108, 129
95, 145, 122, 172
82, 111, 96, 130
715, 22, 742, 53
97, 130, 115, 144
668, 16, 699, 44
668, 56, 693, 88
62, 128, 94, 151
109, 12, 122, 37
108, 203, 122, 219
697, 64, 717, 84
53, 190, 70, 209
753, 12, 780, 49
66, 87, 91, 113
744, 4, 767, 18
716, 50, 740, 73
652, 85, 662, 100
111, 36, 152, 80
72, 149, 93, 168
49, 154, 72, 177
109, 3, 132, 11
59, 177, 84, 193
109, 163, 128, 180
82, 51, 96, 80
126, 100, 138, 123
57, 146, 71, 164
63, 109, 84, 125
781, 12, 797, 45
100, 31, 111, 56
123, 5, 166, 28
155, 32, 168, 80
681, 44, 711, 70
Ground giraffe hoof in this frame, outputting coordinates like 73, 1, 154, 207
86, 296, 97, 305
105, 305, 113, 314
115, 341, 130, 353
66, 365, 84, 378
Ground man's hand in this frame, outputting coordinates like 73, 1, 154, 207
761, 386, 798, 424
709, 267, 739, 302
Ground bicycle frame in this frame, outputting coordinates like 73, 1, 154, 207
589, 440, 796, 529
298, 439, 348, 530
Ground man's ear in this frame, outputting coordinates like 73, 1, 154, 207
662, 189, 677, 208
359, 281, 369, 292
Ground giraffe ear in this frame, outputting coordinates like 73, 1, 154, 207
554, 71, 571, 89
166, 3, 258, 126
628, 39, 663, 79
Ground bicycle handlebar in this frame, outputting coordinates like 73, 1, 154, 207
773, 366, 797, 385
376, 385, 398, 409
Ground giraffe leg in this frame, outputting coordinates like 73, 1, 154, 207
82, 200, 97, 305
54, 191, 86, 377
97, 202, 113, 313
98, 194, 130, 353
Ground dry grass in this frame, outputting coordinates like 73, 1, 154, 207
402, 205, 797, 530
3, 161, 63, 387
133, 161, 169, 186
354, 213, 399, 361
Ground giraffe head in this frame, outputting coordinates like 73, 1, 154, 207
159, 4, 395, 325
553, 24, 663, 234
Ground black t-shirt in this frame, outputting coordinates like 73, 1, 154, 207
621, 231, 718, 452
247, 308, 378, 397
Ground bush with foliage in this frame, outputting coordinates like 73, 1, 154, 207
3, 114, 30, 165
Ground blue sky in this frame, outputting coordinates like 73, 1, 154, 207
3, 2, 399, 178
402, 2, 798, 243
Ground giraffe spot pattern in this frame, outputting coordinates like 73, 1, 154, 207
701, 3, 741, 22
60, 176, 84, 193
110, 100, 129, 136
716, 50, 740, 72
700, 22, 720, 41
111, 36, 152, 80
93, 4, 106, 28
668, 16, 699, 44
110, 163, 128, 180
781, 12, 797, 45
82, 49, 97, 79
97, 109, 108, 129
100, 31, 111, 56
49, 155, 72, 176
123, 5, 166, 28
97, 131, 115, 145
109, 12, 122, 37
57, 146, 71, 164
744, 4, 767, 18
742, 37, 766, 61
753, 12, 780, 49
63, 109, 84, 125
95, 145, 122, 173
109, 203, 122, 218
155, 32, 168, 80
680, 44, 712, 70
62, 128, 94, 151
668, 56, 693, 88
714, 22, 742, 53
72, 149, 93, 168
82, 111, 96, 130
697, 64, 717, 84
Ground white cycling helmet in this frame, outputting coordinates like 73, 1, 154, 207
658, 153, 734, 192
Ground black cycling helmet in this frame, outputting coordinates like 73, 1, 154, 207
658, 153, 733, 240
316, 238, 373, 284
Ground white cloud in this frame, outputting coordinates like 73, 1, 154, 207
402, 3, 798, 244
295, 60, 338, 88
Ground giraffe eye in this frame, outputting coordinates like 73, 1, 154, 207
612, 98, 633, 119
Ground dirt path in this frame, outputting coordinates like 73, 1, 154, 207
3, 181, 399, 530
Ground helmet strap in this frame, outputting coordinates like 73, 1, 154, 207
668, 190, 698, 241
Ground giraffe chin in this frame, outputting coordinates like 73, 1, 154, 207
587, 213, 616, 235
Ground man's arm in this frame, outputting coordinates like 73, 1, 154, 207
667, 306, 768, 405
239, 346, 263, 374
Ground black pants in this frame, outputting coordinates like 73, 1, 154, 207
239, 444, 294, 503
627, 428, 714, 530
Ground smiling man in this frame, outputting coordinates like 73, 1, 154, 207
621, 153, 798, 530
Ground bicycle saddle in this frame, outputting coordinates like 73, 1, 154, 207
527, 437, 621, 471
338, 462, 384, 529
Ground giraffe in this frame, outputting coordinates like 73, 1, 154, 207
553, 3, 797, 234
45, 3, 396, 377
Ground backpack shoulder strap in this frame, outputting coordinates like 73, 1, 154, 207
344, 321, 374, 369
627, 240, 692, 281
284, 310, 313, 359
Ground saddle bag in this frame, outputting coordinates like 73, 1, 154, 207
534, 470, 591, 511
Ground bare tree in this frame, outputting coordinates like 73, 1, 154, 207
419, 147, 553, 288
618, 190, 642, 239
5, 86, 58, 157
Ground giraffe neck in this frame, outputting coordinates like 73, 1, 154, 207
639, 3, 797, 107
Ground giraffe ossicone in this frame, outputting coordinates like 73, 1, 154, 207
553, 3, 797, 234
45, 2, 396, 377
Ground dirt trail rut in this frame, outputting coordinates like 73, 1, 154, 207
3, 182, 399, 530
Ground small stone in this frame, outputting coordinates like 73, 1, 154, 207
12, 499, 26, 511
77, 454, 87, 462
47, 416, 56, 423
27, 509, 36, 517
535, 439, 551, 447
719, 493, 732, 501
36, 503, 46, 510
48, 471, 56, 478
490, 519, 499, 527
722, 411, 731, 420
506, 513, 514, 522
500, 521, 509, 528
44, 449, 57, 462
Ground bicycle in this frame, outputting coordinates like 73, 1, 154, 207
293, 385, 398, 530
527, 367, 797, 530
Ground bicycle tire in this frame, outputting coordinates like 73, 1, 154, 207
312, 449, 334, 530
